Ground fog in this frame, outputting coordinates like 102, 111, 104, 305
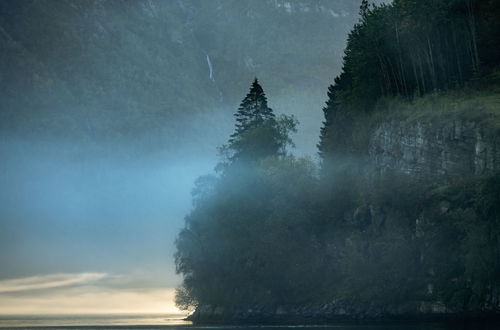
0, 0, 370, 313
0, 92, 324, 284
1, 0, 498, 324
0, 138, 217, 286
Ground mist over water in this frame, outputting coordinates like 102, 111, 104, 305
1, 0, 464, 322
0, 83, 326, 299
0, 136, 218, 284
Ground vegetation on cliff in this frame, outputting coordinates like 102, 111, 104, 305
175, 83, 500, 317
174, 0, 500, 319
318, 0, 500, 163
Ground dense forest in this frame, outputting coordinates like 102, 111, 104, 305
318, 0, 500, 162
175, 0, 500, 321
0, 0, 363, 157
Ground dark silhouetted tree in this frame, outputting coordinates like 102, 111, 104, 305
221, 78, 296, 166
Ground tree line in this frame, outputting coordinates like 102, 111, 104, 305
175, 80, 499, 316
174, 0, 500, 319
319, 0, 500, 166
330, 0, 499, 106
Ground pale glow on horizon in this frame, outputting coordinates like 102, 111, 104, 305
0, 287, 184, 315
0, 273, 186, 316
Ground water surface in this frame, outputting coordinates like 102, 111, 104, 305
0, 314, 498, 330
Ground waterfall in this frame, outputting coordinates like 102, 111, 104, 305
206, 54, 215, 82
205, 53, 223, 102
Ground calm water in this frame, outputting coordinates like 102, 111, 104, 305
0, 314, 189, 328
0, 314, 498, 330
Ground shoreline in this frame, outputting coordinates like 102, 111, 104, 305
186, 312, 500, 326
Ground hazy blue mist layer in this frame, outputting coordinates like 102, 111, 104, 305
0, 0, 376, 293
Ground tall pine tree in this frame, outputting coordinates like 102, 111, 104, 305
223, 78, 290, 165
317, 82, 354, 171
230, 78, 276, 138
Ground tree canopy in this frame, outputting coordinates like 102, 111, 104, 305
319, 0, 500, 164
175, 1, 500, 319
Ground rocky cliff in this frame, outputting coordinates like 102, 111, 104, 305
369, 119, 500, 180
184, 95, 500, 324
187, 300, 496, 324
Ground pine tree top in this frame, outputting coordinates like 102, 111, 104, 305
231, 78, 275, 138
248, 77, 264, 96
221, 78, 288, 165
239, 78, 268, 108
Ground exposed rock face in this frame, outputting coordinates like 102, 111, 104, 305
187, 116, 500, 325
369, 119, 499, 180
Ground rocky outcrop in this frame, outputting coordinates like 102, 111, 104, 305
369, 119, 499, 180
187, 301, 492, 324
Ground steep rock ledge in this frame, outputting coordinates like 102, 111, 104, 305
369, 119, 499, 180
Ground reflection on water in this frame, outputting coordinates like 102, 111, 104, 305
0, 314, 498, 330
0, 313, 190, 328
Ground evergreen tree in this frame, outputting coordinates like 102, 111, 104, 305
359, 0, 370, 18
230, 78, 275, 139
175, 78, 302, 312
317, 82, 355, 169
223, 78, 294, 165
175, 1, 500, 317
318, 0, 500, 163
318, 84, 337, 161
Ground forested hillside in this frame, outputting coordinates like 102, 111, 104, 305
318, 0, 500, 162
0, 0, 362, 156
175, 0, 500, 322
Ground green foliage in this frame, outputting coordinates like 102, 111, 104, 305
175, 155, 321, 309
319, 0, 500, 164
418, 173, 500, 311
220, 79, 297, 166
175, 80, 305, 310
176, 155, 500, 313
176, 81, 499, 313
174, 0, 500, 317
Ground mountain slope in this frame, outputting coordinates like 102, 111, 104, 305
0, 0, 364, 156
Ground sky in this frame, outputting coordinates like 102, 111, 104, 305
0, 139, 215, 314
0, 273, 180, 314
0, 0, 375, 315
